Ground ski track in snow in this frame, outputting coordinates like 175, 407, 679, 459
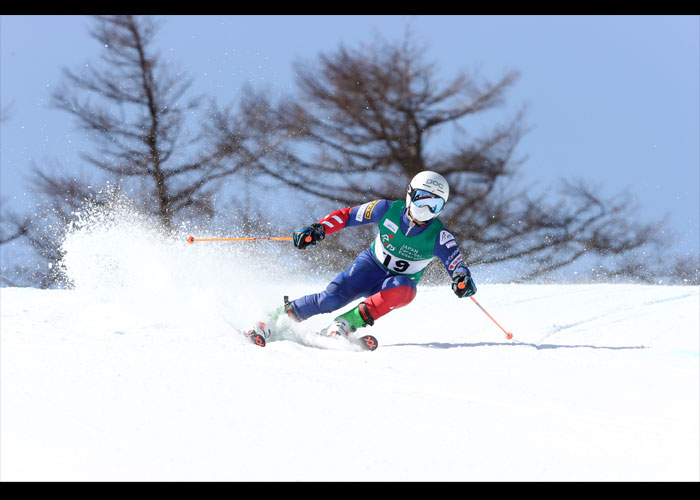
1, 203, 698, 481
537, 291, 698, 345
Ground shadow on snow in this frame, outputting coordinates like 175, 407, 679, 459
386, 341, 649, 350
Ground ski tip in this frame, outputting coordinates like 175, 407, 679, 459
238, 329, 266, 347
359, 334, 378, 351
248, 331, 266, 347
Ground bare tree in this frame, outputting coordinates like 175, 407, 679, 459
232, 31, 666, 283
48, 15, 262, 229
0, 101, 14, 124
0, 162, 111, 287
1, 15, 272, 287
0, 202, 28, 246
666, 254, 700, 285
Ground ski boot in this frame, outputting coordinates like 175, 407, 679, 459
321, 302, 378, 351
244, 321, 271, 347
322, 301, 374, 337
246, 296, 301, 343
266, 295, 302, 327
281, 295, 302, 322
247, 320, 272, 338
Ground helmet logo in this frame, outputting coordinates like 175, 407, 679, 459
425, 178, 444, 190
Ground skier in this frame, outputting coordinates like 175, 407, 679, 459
250, 170, 477, 341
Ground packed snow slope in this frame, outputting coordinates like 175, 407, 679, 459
1, 204, 698, 481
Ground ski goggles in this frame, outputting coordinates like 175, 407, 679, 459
410, 188, 445, 214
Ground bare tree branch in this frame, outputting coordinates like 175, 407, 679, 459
2, 15, 277, 287
228, 30, 666, 282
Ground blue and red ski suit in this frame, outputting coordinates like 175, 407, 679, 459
289, 199, 472, 322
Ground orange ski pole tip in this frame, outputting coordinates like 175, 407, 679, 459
470, 296, 514, 341
187, 236, 195, 244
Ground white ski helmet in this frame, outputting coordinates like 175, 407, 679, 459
405, 170, 449, 223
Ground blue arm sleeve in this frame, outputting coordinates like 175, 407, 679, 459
434, 228, 471, 278
345, 199, 392, 227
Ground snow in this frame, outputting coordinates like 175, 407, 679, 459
1, 204, 699, 481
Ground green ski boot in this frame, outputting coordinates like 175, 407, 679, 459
323, 301, 374, 337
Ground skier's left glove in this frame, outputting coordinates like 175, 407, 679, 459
293, 223, 325, 250
452, 272, 476, 298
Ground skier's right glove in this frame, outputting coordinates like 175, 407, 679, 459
293, 223, 325, 250
452, 272, 476, 298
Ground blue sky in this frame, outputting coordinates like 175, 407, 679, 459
1, 15, 699, 261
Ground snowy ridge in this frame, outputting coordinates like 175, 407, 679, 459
1, 203, 698, 480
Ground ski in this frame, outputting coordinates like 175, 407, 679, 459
233, 328, 266, 347
234, 316, 377, 350
244, 330, 266, 347
317, 331, 378, 351
226, 318, 267, 347
243, 321, 272, 347
355, 334, 378, 351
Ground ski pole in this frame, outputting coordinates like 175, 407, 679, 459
460, 287, 514, 340
186, 235, 309, 244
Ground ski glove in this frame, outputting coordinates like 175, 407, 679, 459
293, 223, 325, 250
452, 272, 476, 298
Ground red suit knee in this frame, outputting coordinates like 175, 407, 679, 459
364, 285, 416, 320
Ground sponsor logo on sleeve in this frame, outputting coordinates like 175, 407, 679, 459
448, 254, 463, 271
355, 203, 370, 222
447, 248, 460, 261
364, 200, 380, 219
439, 230, 455, 245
